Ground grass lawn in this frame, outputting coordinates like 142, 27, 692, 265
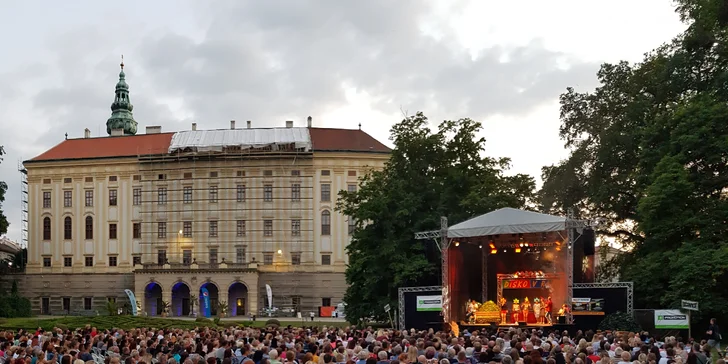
0, 316, 351, 331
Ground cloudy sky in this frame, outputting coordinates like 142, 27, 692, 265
0, 0, 685, 244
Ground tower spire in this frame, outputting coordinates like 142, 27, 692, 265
106, 57, 137, 135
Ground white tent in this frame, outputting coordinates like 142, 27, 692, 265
446, 207, 566, 238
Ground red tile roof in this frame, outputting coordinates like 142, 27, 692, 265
27, 127, 390, 163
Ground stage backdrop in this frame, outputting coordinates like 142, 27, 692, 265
403, 289, 444, 330
572, 287, 628, 315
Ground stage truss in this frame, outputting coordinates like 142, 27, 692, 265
573, 281, 634, 314
398, 285, 443, 330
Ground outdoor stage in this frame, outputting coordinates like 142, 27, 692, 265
439, 208, 589, 330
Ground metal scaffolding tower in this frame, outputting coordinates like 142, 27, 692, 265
18, 161, 28, 249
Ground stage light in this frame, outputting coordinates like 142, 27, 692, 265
503, 249, 506, 252
490, 249, 497, 254
454, 241, 460, 247
478, 244, 482, 249
515, 248, 522, 253
555, 241, 562, 246
519, 243, 524, 247
489, 242, 495, 249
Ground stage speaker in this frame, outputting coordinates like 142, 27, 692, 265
583, 228, 595, 256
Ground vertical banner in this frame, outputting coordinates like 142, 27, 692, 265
266, 284, 273, 310
201, 287, 212, 318
124, 289, 138, 316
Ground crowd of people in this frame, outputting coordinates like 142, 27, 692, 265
0, 324, 724, 364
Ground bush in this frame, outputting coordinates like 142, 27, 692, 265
598, 311, 641, 332
0, 280, 31, 318
265, 318, 281, 327
213, 317, 221, 326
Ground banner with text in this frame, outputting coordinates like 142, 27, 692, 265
655, 309, 689, 329
416, 295, 442, 312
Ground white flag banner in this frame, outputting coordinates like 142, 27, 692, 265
266, 284, 273, 310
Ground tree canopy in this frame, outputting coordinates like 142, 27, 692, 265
538, 0, 728, 321
0, 146, 8, 236
336, 112, 535, 322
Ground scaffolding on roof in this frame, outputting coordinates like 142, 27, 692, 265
167, 128, 312, 154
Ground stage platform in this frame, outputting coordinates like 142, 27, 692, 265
459, 322, 575, 334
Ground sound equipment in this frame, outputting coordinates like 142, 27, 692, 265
583, 228, 595, 256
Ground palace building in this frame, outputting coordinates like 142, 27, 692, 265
20, 61, 390, 316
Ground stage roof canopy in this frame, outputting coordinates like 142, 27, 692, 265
447, 207, 566, 238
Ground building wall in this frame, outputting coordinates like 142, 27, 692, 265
22, 149, 387, 315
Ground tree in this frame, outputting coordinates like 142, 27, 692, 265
0, 145, 8, 235
337, 112, 535, 322
538, 0, 728, 322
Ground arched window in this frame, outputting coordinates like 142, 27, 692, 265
64, 216, 72, 240
43, 217, 51, 240
321, 210, 331, 235
85, 216, 93, 240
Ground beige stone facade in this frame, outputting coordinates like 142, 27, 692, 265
21, 126, 388, 317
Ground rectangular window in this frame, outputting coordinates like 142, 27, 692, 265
322, 297, 332, 307
41, 297, 50, 315
263, 170, 273, 176
109, 256, 117, 267
85, 256, 93, 267
85, 177, 93, 183
348, 170, 357, 177
158, 188, 167, 205
109, 176, 117, 182
64, 190, 72, 207
183, 186, 192, 203
209, 171, 218, 178
183, 250, 192, 265
184, 172, 192, 179
237, 171, 245, 177
236, 247, 246, 263
236, 220, 246, 237
236, 185, 246, 202
348, 184, 357, 193
348, 217, 356, 235
43, 218, 51, 240
109, 223, 117, 239
291, 219, 301, 236
263, 253, 273, 265
183, 221, 192, 237
85, 190, 93, 207
109, 189, 118, 206
321, 212, 331, 235
85, 217, 93, 240
321, 254, 331, 266
133, 188, 141, 205
209, 221, 218, 237
157, 222, 167, 239
64, 257, 72, 267
63, 177, 72, 184
321, 170, 330, 176
132, 256, 141, 266
263, 184, 273, 202
264, 220, 273, 236
209, 186, 218, 203
43, 257, 51, 267
321, 184, 331, 201
133, 223, 141, 239
133, 175, 141, 181
291, 184, 301, 201
64, 218, 72, 240
291, 253, 301, 265
158, 174, 166, 180
291, 170, 300, 176
209, 248, 218, 264
84, 297, 92, 310
157, 250, 167, 265
62, 297, 71, 312
43, 192, 51, 208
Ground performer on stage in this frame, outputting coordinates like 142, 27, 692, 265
533, 298, 542, 324
499, 297, 507, 324
466, 300, 477, 323
545, 296, 553, 324
511, 299, 520, 323
522, 297, 530, 322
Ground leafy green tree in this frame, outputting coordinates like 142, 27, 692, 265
0, 146, 8, 235
337, 112, 535, 322
538, 0, 728, 321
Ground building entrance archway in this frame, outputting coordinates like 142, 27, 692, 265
144, 282, 163, 316
171, 282, 191, 317
228, 282, 248, 316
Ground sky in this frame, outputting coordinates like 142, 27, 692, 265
0, 0, 686, 245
